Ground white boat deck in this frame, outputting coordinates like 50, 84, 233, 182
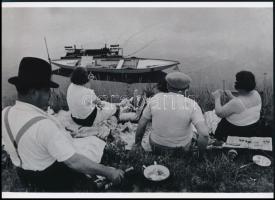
116, 59, 124, 69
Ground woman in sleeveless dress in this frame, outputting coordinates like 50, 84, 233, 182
212, 71, 262, 142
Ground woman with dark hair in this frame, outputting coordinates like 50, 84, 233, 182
212, 71, 262, 142
67, 67, 118, 127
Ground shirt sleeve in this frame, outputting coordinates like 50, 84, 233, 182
191, 101, 205, 125
37, 119, 76, 162
89, 89, 98, 102
84, 89, 98, 106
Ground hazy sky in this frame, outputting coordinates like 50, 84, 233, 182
2, 7, 273, 96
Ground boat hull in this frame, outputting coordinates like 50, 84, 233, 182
51, 57, 179, 74
52, 67, 172, 83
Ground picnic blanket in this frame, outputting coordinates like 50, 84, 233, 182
49, 108, 272, 154
72, 136, 106, 163
50, 108, 153, 152
51, 109, 217, 153
117, 121, 152, 151
50, 110, 109, 163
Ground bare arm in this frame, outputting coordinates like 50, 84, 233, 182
213, 89, 242, 118
64, 153, 124, 184
214, 98, 241, 118
224, 90, 235, 100
135, 116, 150, 145
194, 121, 209, 152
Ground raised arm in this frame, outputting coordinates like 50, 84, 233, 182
212, 89, 242, 118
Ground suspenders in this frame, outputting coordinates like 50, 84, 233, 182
4, 106, 46, 168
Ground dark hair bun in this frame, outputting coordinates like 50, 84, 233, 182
234, 71, 256, 92
70, 67, 89, 85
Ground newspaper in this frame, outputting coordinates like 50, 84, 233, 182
223, 136, 272, 151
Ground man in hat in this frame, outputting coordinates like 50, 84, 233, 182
2, 57, 124, 191
134, 72, 209, 155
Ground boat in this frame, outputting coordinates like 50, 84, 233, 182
51, 44, 180, 83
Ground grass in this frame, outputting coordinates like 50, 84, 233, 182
1, 82, 273, 192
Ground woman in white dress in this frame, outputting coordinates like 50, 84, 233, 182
66, 67, 146, 127
67, 67, 119, 127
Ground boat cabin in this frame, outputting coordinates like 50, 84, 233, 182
61, 44, 123, 59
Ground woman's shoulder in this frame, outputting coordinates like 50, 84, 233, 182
253, 90, 262, 104
252, 90, 261, 97
69, 83, 94, 94
248, 90, 262, 104
227, 97, 245, 110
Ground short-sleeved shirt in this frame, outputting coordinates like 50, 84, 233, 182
67, 83, 98, 119
2, 101, 76, 171
142, 92, 205, 148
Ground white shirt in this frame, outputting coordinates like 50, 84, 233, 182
2, 101, 76, 171
67, 83, 98, 119
142, 92, 205, 148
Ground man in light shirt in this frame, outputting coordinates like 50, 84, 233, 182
134, 72, 209, 155
2, 57, 124, 191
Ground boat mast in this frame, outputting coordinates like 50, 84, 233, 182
44, 37, 51, 64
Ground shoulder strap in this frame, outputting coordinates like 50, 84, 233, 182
4, 106, 47, 168
4, 106, 22, 166
4, 107, 16, 148
236, 98, 247, 110
15, 116, 47, 145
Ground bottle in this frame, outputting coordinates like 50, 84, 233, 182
94, 167, 134, 190
228, 149, 238, 161
133, 89, 138, 107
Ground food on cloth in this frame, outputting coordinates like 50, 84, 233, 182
147, 168, 166, 181
144, 165, 170, 181
252, 155, 271, 167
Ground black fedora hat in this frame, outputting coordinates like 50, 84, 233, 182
8, 57, 59, 88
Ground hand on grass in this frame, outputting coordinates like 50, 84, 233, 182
107, 167, 125, 185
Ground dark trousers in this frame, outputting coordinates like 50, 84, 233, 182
16, 161, 91, 192
71, 107, 98, 127
214, 118, 260, 142
149, 137, 190, 157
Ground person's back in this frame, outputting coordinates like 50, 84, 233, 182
2, 101, 75, 171
67, 83, 97, 119
143, 92, 205, 148
134, 72, 209, 155
66, 68, 118, 127
226, 90, 262, 126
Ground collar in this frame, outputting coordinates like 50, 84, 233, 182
168, 92, 185, 96
15, 100, 64, 129
15, 100, 47, 116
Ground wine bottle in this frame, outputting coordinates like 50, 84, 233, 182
94, 166, 134, 190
